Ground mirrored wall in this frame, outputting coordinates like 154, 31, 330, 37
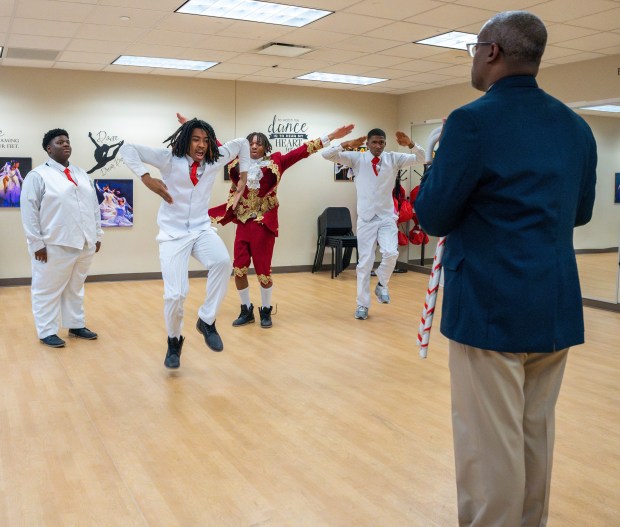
402, 113, 620, 309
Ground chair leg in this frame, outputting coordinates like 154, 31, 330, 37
312, 237, 326, 273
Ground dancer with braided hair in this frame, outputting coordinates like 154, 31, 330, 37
120, 119, 249, 369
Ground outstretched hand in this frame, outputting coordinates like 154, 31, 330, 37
328, 124, 355, 141
395, 131, 414, 148
340, 135, 367, 151
176, 112, 188, 125
141, 173, 173, 204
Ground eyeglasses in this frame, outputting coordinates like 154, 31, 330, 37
466, 41, 503, 58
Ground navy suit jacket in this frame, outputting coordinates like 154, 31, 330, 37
415, 75, 597, 353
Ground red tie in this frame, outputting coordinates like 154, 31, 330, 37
64, 167, 77, 186
190, 161, 199, 186
371, 156, 380, 176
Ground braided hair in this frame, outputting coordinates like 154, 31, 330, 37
163, 118, 221, 164
246, 132, 272, 155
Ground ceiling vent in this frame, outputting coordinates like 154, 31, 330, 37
257, 43, 312, 58
5, 47, 60, 61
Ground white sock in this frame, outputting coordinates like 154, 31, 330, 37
238, 287, 251, 307
260, 285, 273, 308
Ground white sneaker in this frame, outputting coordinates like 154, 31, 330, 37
375, 283, 390, 304
354, 305, 369, 320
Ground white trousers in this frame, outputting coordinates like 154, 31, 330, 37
356, 215, 398, 307
30, 243, 96, 339
159, 228, 232, 338
449, 341, 569, 527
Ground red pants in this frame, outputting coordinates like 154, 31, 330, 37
233, 221, 276, 284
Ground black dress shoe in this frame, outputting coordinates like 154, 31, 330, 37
232, 303, 255, 327
68, 327, 98, 340
196, 318, 223, 351
164, 336, 184, 369
40, 334, 66, 348
259, 306, 273, 329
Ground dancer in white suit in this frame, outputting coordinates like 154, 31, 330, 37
21, 128, 103, 348
322, 128, 425, 320
120, 118, 249, 369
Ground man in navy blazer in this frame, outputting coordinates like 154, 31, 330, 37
415, 11, 596, 527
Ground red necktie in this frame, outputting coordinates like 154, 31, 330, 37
189, 161, 199, 186
371, 156, 380, 176
64, 167, 77, 186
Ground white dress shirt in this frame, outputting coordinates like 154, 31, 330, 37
21, 157, 103, 254
120, 138, 249, 240
322, 145, 425, 221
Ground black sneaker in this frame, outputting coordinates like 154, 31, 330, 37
232, 303, 255, 327
196, 318, 224, 351
259, 306, 273, 329
68, 327, 98, 340
164, 336, 184, 369
40, 334, 66, 348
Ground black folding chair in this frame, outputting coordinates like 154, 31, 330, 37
312, 207, 358, 278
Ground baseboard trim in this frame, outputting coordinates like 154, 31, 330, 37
575, 247, 618, 254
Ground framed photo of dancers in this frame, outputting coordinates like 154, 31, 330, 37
334, 146, 367, 182
615, 173, 620, 204
94, 178, 134, 227
0, 157, 31, 208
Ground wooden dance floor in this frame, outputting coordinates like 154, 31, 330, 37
0, 271, 618, 526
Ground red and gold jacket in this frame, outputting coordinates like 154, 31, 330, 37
209, 136, 327, 237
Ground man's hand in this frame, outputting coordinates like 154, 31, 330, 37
141, 173, 173, 204
340, 135, 366, 151
232, 171, 247, 209
176, 113, 188, 125
328, 124, 355, 141
395, 131, 414, 148
95, 241, 102, 253
34, 247, 47, 263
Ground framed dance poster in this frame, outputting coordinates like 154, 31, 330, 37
0, 157, 31, 208
334, 146, 367, 181
94, 178, 134, 227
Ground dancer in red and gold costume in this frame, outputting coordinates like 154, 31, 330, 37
208, 123, 354, 328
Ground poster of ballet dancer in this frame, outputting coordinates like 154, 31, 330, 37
334, 146, 367, 181
94, 178, 134, 227
0, 157, 31, 208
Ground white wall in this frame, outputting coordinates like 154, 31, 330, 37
0, 66, 399, 279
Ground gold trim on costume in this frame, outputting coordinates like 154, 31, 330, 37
234, 266, 249, 277
306, 137, 323, 155
234, 189, 279, 223
257, 273, 272, 285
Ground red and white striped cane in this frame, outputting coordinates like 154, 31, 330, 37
416, 123, 444, 359
417, 236, 445, 358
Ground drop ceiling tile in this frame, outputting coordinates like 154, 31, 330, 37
100, 0, 181, 9
336, 35, 404, 53
214, 20, 298, 40
84, 5, 169, 28
0, 2, 14, 17
401, 71, 456, 83
253, 66, 310, 77
361, 67, 421, 79
269, 28, 350, 47
390, 58, 460, 73
1, 57, 55, 67
319, 63, 378, 75
541, 45, 586, 60
148, 68, 200, 77
597, 44, 620, 53
365, 21, 449, 43
238, 74, 288, 83
378, 43, 454, 59
209, 62, 264, 75
529, 0, 619, 23
65, 38, 128, 54
405, 4, 496, 29
267, 57, 332, 70
546, 23, 600, 44
558, 31, 620, 51
155, 12, 234, 34
227, 53, 285, 67
301, 48, 366, 62
200, 35, 265, 53
0, 17, 8, 32
195, 71, 244, 80
6, 33, 70, 49
74, 23, 148, 42
546, 51, 605, 64
59, 50, 122, 64
15, 0, 94, 22
430, 63, 472, 77
309, 12, 393, 35
347, 54, 408, 68
104, 64, 154, 74
123, 43, 237, 62
453, 0, 541, 9
11, 17, 80, 37
344, 0, 445, 20
53, 61, 106, 71
569, 8, 620, 30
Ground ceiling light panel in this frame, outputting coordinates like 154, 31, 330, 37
112, 55, 218, 71
176, 0, 332, 27
415, 31, 477, 51
296, 72, 387, 85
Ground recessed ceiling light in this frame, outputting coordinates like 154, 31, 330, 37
112, 55, 218, 71
296, 72, 387, 85
415, 31, 477, 51
176, 0, 332, 27
577, 104, 620, 113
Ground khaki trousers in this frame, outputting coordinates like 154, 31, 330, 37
448, 340, 568, 527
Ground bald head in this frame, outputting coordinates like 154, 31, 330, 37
481, 11, 547, 67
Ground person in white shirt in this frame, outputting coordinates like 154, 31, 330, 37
120, 118, 249, 369
322, 128, 425, 320
21, 129, 103, 348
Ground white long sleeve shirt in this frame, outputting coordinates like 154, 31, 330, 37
20, 158, 103, 254
322, 145, 425, 222
120, 138, 249, 240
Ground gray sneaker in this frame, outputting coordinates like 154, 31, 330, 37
374, 283, 390, 304
354, 305, 369, 320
